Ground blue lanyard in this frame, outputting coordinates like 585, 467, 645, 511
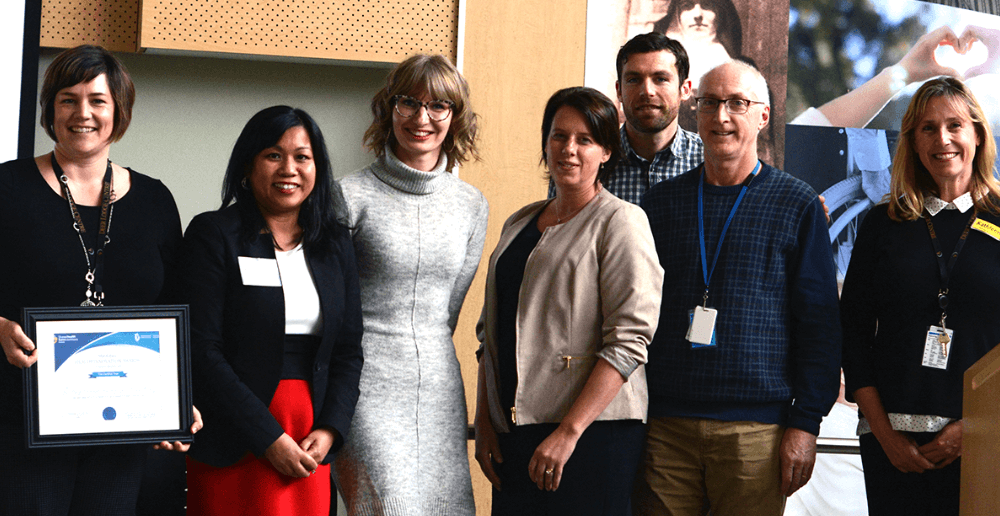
697, 161, 760, 305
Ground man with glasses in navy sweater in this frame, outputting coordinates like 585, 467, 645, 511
634, 60, 842, 516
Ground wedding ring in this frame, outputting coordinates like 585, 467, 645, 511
545, 469, 554, 475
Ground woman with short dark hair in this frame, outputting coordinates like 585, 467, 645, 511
0, 44, 198, 515
182, 105, 363, 516
474, 87, 663, 515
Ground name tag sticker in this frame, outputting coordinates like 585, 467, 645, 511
238, 257, 282, 287
687, 306, 718, 348
972, 218, 1000, 240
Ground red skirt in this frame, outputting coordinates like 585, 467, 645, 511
186, 379, 330, 516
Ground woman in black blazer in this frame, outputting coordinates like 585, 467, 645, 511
182, 106, 363, 516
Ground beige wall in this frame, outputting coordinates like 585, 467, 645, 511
34, 49, 389, 226
459, 0, 589, 512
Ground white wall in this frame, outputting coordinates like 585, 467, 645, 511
35, 49, 389, 227
1, 0, 26, 162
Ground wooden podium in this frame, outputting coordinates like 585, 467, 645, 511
961, 343, 1000, 515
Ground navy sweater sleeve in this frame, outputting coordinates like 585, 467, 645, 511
786, 196, 842, 435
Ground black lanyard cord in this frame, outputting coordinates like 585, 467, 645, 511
51, 154, 114, 305
923, 208, 978, 315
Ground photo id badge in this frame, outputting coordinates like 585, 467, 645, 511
922, 325, 953, 370
687, 306, 718, 348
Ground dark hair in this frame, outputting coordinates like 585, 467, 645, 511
540, 87, 623, 185
364, 54, 480, 171
39, 45, 135, 143
653, 0, 742, 60
221, 106, 348, 251
616, 32, 690, 85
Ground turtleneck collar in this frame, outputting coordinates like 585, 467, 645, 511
371, 147, 450, 195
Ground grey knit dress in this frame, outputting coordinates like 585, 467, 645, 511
333, 149, 488, 516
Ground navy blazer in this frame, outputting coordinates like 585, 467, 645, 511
181, 205, 364, 468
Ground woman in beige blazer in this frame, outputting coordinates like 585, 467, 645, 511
474, 87, 664, 516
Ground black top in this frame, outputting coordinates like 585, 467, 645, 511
841, 203, 1000, 419
0, 157, 183, 430
282, 335, 320, 380
495, 213, 543, 419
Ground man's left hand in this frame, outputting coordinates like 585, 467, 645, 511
818, 195, 830, 224
779, 427, 817, 496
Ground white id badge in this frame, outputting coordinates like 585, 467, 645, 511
922, 325, 952, 370
686, 306, 718, 348
237, 256, 282, 287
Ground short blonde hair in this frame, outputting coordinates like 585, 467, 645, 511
363, 54, 480, 170
887, 77, 1000, 221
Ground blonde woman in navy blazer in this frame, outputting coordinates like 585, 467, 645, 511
181, 106, 363, 516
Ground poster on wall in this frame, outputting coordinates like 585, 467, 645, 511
787, 0, 1000, 132
585, 0, 790, 167
785, 0, 1000, 282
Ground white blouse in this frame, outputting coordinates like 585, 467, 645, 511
274, 244, 322, 336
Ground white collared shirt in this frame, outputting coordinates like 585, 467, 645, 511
925, 192, 974, 216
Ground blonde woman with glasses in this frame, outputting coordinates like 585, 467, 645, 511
333, 54, 488, 516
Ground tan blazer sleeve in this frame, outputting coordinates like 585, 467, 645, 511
595, 204, 664, 379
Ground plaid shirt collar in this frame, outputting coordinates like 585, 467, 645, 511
606, 124, 704, 205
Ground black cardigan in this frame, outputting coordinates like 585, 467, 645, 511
0, 158, 182, 431
181, 205, 364, 468
841, 203, 1000, 420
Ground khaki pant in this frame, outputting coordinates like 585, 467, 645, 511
632, 417, 786, 516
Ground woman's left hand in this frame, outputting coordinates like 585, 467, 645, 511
918, 420, 963, 468
528, 425, 581, 492
525, 359, 627, 492
153, 405, 204, 452
300, 427, 337, 464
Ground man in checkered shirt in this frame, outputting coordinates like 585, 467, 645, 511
549, 32, 703, 205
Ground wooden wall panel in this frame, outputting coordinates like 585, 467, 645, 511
458, 0, 588, 513
40, 0, 139, 51
138, 0, 457, 63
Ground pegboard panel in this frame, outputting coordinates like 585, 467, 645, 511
40, 0, 139, 52
139, 0, 458, 63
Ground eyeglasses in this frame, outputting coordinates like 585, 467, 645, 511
392, 95, 455, 121
694, 97, 766, 115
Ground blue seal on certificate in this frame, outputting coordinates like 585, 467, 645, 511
103, 407, 117, 420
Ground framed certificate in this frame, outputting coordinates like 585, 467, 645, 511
22, 305, 193, 448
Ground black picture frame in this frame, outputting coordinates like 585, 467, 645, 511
22, 305, 193, 448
